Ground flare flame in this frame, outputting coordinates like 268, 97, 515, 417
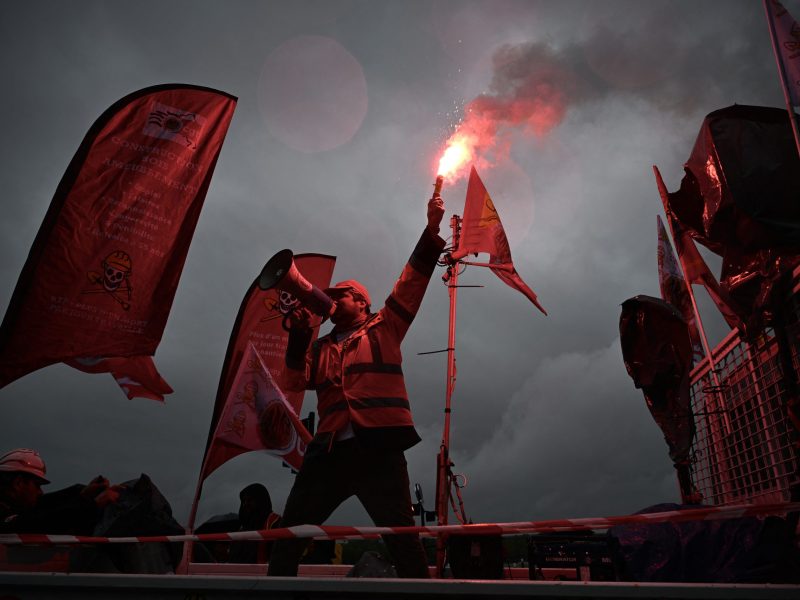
435, 41, 578, 184
436, 132, 475, 182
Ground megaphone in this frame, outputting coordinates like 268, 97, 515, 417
258, 249, 335, 320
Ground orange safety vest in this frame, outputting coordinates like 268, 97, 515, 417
287, 229, 445, 435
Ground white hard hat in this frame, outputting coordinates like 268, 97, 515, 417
0, 448, 50, 484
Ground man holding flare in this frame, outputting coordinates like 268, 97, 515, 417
268, 192, 446, 578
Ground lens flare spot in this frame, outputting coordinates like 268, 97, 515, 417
258, 35, 368, 153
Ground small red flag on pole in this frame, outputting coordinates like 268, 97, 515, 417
451, 167, 546, 315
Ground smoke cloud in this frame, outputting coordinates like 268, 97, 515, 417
442, 0, 772, 180
441, 41, 596, 179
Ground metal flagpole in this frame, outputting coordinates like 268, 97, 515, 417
764, 0, 800, 160
176, 458, 209, 574
434, 212, 461, 577
179, 413, 228, 573
653, 166, 731, 432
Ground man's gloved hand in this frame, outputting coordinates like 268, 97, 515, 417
427, 195, 445, 234
81, 476, 110, 500
80, 476, 123, 507
94, 485, 123, 508
287, 306, 314, 330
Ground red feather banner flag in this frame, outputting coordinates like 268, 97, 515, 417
451, 166, 546, 315
653, 166, 744, 333
0, 84, 237, 401
200, 253, 335, 479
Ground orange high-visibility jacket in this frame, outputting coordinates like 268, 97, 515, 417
285, 228, 445, 446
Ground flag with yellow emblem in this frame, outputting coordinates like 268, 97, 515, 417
451, 167, 546, 315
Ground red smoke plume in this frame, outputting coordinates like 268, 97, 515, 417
437, 43, 580, 182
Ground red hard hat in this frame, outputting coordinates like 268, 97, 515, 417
105, 250, 132, 272
0, 448, 50, 484
324, 279, 372, 307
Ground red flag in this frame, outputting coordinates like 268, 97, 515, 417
200, 253, 335, 479
209, 343, 312, 472
667, 210, 745, 332
0, 85, 236, 400
657, 216, 704, 363
65, 356, 173, 402
451, 166, 546, 315
652, 165, 745, 333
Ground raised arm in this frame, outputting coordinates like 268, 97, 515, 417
382, 196, 446, 339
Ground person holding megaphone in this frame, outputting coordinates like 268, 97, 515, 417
267, 193, 446, 579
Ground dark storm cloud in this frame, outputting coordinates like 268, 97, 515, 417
455, 341, 677, 521
455, 0, 778, 157
0, 0, 791, 530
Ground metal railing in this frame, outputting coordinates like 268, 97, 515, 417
687, 285, 800, 505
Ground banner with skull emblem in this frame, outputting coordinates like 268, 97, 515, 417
200, 253, 335, 479
0, 84, 237, 400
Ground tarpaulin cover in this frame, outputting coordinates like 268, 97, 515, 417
95, 473, 183, 538
619, 295, 694, 464
93, 473, 184, 573
669, 104, 800, 251
608, 503, 800, 583
666, 105, 800, 328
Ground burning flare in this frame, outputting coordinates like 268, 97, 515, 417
437, 132, 474, 182
435, 41, 578, 185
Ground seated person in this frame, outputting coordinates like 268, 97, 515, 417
228, 483, 281, 564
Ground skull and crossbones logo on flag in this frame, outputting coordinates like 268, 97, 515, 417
259, 289, 300, 323
83, 250, 134, 310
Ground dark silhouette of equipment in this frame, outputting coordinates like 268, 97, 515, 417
412, 483, 436, 526
447, 534, 503, 579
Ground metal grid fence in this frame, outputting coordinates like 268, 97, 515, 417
687, 285, 800, 506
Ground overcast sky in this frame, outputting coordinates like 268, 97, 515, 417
0, 0, 791, 530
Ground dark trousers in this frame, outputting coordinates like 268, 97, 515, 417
268, 438, 429, 578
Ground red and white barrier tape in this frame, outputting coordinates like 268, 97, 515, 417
1, 501, 797, 546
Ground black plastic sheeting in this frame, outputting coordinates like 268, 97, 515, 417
83, 473, 185, 573
619, 296, 694, 465
670, 105, 800, 251
608, 503, 800, 583
666, 105, 800, 330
